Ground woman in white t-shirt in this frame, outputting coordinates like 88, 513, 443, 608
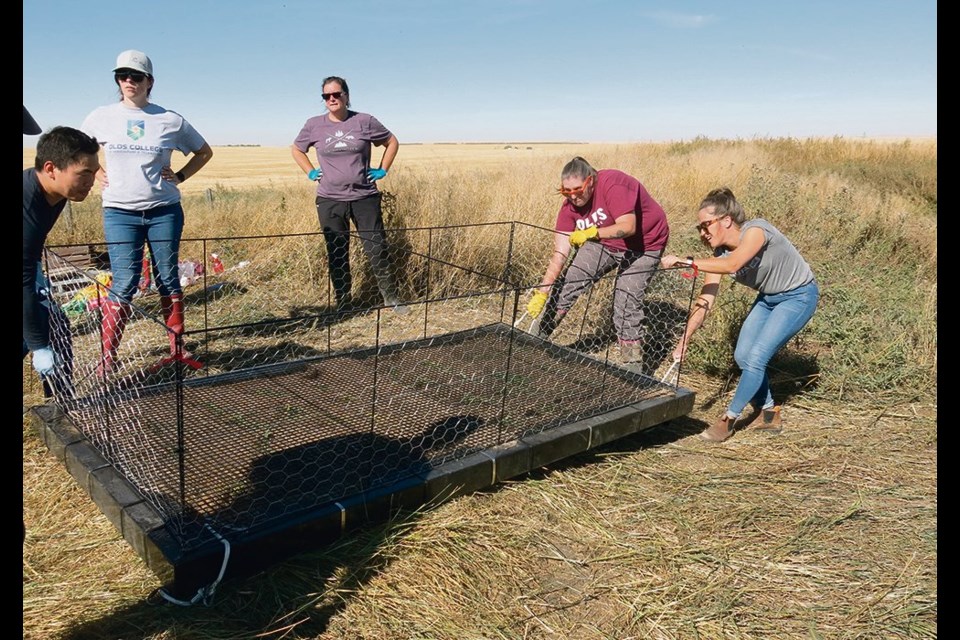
81, 49, 213, 376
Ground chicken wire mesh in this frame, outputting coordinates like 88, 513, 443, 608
38, 222, 698, 553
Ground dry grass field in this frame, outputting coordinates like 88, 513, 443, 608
23, 138, 936, 639
23, 143, 629, 192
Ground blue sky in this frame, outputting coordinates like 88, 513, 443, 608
23, 0, 936, 147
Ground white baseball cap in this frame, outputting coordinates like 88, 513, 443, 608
113, 50, 153, 76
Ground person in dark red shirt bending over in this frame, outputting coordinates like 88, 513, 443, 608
526, 156, 670, 363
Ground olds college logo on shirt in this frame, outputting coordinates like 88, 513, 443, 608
575, 207, 609, 229
126, 120, 145, 141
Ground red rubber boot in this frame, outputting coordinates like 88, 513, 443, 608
158, 294, 203, 370
98, 299, 131, 379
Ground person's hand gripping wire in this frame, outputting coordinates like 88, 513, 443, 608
568, 226, 598, 247
526, 290, 549, 318
32, 347, 56, 375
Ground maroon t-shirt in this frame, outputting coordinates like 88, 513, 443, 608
555, 169, 669, 253
293, 111, 393, 201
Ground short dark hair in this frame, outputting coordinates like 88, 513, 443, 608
35, 127, 100, 171
321, 76, 351, 107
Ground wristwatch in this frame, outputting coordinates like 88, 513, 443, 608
175, 171, 186, 183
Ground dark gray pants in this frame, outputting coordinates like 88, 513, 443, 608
556, 241, 661, 342
315, 194, 394, 304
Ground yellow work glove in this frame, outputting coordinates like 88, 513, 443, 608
526, 290, 549, 318
569, 226, 599, 247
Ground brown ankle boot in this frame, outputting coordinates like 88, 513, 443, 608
755, 406, 783, 434
701, 414, 738, 442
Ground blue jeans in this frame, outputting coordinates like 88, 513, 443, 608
103, 203, 184, 302
728, 280, 820, 417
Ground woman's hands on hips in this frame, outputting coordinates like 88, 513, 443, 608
161, 166, 182, 184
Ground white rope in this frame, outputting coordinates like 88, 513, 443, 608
660, 359, 680, 387
513, 310, 541, 335
156, 523, 232, 607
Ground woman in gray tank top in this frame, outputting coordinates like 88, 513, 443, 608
661, 187, 819, 442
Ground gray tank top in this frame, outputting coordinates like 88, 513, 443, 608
715, 219, 815, 294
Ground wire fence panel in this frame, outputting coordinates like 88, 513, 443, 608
40, 223, 697, 552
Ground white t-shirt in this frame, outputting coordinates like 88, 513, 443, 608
81, 102, 207, 210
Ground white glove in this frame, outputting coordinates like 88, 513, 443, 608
32, 347, 55, 375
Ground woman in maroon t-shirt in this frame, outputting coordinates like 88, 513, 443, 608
526, 156, 670, 363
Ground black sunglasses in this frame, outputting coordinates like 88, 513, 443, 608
322, 91, 344, 101
694, 215, 726, 233
115, 70, 148, 83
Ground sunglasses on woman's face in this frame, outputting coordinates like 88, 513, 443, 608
557, 176, 593, 198
322, 91, 344, 101
694, 216, 725, 234
115, 70, 148, 83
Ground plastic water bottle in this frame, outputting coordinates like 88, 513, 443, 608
211, 253, 225, 274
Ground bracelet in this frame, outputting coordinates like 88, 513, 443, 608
175, 171, 186, 183
680, 256, 699, 280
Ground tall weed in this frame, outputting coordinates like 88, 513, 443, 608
39, 138, 936, 401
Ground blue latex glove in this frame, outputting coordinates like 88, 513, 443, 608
308, 167, 323, 181
367, 168, 388, 182
32, 347, 55, 375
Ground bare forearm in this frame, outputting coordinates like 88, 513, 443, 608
177, 144, 213, 180
539, 251, 569, 292
291, 146, 314, 174
379, 136, 399, 171
683, 298, 710, 339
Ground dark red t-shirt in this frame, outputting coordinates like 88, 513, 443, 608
555, 169, 669, 252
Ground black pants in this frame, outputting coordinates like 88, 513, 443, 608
315, 194, 392, 303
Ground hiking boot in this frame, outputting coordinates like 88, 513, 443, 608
755, 406, 783, 434
335, 294, 363, 318
375, 271, 409, 315
336, 293, 354, 310
382, 296, 410, 315
736, 404, 763, 429
618, 340, 643, 364
701, 414, 738, 442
